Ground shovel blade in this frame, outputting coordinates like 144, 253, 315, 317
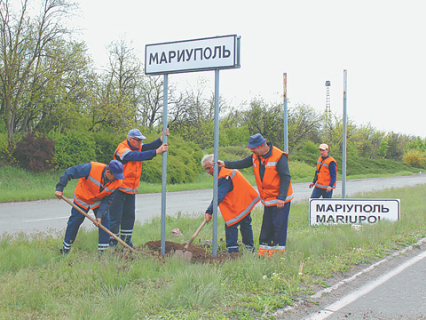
174, 249, 192, 261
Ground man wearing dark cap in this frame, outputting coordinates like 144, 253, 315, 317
218, 133, 293, 257
55, 160, 124, 254
109, 128, 169, 248
309, 143, 337, 198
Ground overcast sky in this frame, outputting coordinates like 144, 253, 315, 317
72, 0, 426, 138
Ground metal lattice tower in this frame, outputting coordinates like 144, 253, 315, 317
325, 80, 331, 113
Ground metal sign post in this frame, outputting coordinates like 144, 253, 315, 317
145, 35, 241, 257
212, 69, 220, 257
342, 69, 347, 198
160, 74, 168, 255
283, 73, 288, 153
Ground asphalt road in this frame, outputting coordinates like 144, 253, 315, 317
277, 238, 426, 320
1, 174, 426, 236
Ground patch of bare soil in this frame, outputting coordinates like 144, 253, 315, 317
143, 240, 241, 263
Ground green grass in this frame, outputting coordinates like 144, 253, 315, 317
1, 185, 425, 319
0, 161, 419, 202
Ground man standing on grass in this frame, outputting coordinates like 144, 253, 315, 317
109, 128, 168, 248
202, 154, 260, 254
55, 160, 124, 254
309, 143, 337, 198
218, 133, 293, 257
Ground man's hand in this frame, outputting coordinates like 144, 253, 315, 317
161, 128, 170, 142
326, 186, 332, 193
93, 218, 101, 227
217, 160, 225, 167
277, 199, 285, 209
55, 191, 63, 199
156, 143, 168, 154
204, 213, 212, 223
309, 183, 314, 188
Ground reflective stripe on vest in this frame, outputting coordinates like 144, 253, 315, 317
73, 195, 101, 209
252, 146, 294, 206
225, 194, 261, 226
114, 140, 143, 194
218, 168, 261, 227
315, 156, 337, 190
87, 176, 118, 193
73, 162, 122, 210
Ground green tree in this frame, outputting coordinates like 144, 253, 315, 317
288, 104, 322, 153
0, 0, 76, 146
90, 39, 143, 131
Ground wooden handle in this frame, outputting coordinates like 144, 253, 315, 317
184, 218, 207, 250
61, 196, 134, 252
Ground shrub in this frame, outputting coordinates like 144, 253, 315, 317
403, 150, 426, 169
92, 129, 127, 165
48, 129, 97, 169
12, 133, 55, 172
141, 135, 204, 184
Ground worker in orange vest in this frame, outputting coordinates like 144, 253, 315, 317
309, 143, 337, 198
202, 154, 260, 254
218, 133, 293, 257
55, 160, 124, 254
109, 128, 168, 248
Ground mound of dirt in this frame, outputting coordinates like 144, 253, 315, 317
143, 240, 240, 263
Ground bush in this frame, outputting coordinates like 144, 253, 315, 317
48, 129, 97, 169
12, 133, 55, 172
141, 134, 204, 184
92, 129, 127, 165
403, 150, 426, 169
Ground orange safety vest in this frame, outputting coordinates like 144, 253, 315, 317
252, 146, 294, 206
315, 156, 337, 189
218, 168, 261, 226
73, 162, 122, 210
114, 140, 142, 194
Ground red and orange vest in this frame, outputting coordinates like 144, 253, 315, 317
218, 168, 260, 226
315, 156, 337, 189
73, 162, 122, 210
252, 146, 294, 206
114, 140, 142, 194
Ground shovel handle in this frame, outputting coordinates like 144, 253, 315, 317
61, 196, 134, 252
184, 218, 207, 250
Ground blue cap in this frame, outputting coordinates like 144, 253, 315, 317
108, 160, 124, 180
247, 133, 266, 148
127, 129, 146, 140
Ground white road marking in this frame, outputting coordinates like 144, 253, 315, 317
303, 249, 426, 320
24, 216, 70, 222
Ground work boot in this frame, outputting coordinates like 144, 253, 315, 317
245, 246, 256, 253
59, 248, 70, 255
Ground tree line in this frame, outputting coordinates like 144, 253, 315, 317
1, 0, 425, 175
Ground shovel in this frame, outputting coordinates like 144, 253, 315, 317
175, 218, 207, 261
61, 196, 134, 252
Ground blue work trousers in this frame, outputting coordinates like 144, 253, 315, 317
63, 203, 110, 251
259, 202, 291, 248
109, 191, 136, 246
225, 213, 254, 253
310, 187, 333, 199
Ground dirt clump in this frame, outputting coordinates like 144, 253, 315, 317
143, 240, 240, 263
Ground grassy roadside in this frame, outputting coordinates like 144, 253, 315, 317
0, 163, 418, 203
0, 185, 425, 319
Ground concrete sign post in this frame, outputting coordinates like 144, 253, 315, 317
145, 35, 241, 256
